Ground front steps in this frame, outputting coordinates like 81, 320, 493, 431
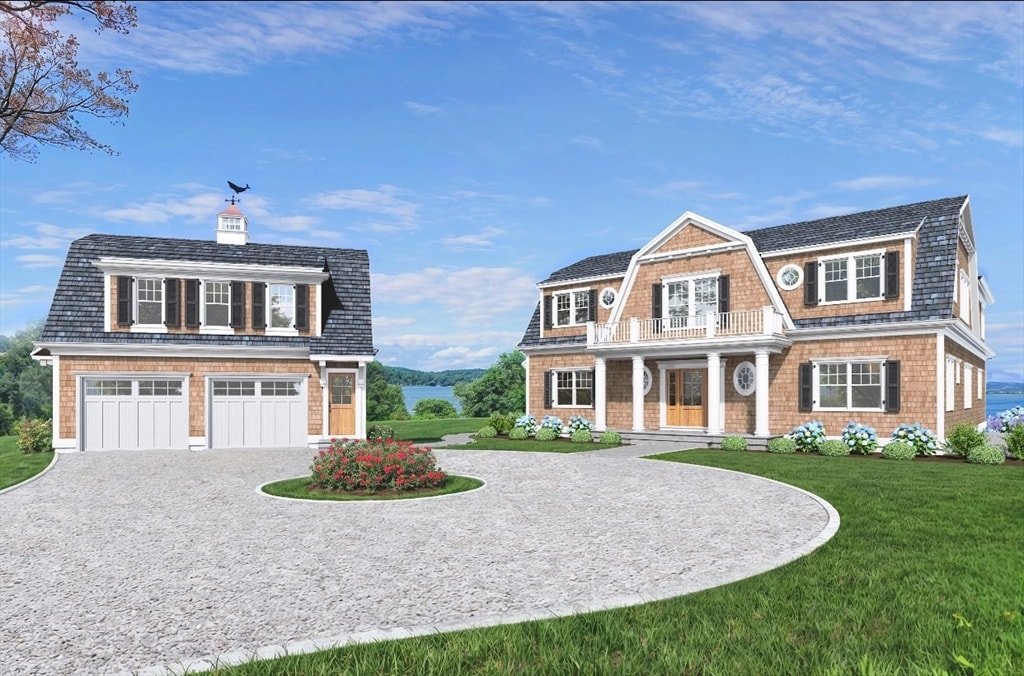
618, 430, 776, 451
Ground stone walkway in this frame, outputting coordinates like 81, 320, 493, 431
0, 439, 838, 675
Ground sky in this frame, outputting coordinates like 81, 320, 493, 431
1, 1, 1022, 380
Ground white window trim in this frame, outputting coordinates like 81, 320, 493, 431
551, 287, 592, 328
945, 357, 956, 412
551, 368, 594, 408
200, 279, 234, 335
817, 249, 886, 305
130, 277, 168, 333
599, 287, 617, 309
733, 361, 756, 396
776, 264, 803, 291
958, 270, 971, 323
265, 283, 299, 336
978, 369, 984, 400
964, 364, 973, 409
812, 359, 887, 412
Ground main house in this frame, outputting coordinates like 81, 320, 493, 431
32, 202, 376, 453
519, 195, 994, 442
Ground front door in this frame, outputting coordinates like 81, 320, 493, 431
328, 373, 356, 437
666, 369, 707, 427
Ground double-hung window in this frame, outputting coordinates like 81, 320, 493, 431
820, 253, 882, 303
816, 361, 883, 410
205, 281, 231, 327
270, 283, 294, 329
549, 289, 593, 328
136, 278, 163, 325
665, 275, 717, 328
554, 369, 593, 407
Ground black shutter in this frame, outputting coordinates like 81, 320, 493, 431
543, 295, 553, 329
652, 284, 663, 333
164, 278, 180, 328
588, 369, 595, 409
252, 283, 266, 329
885, 360, 901, 413
116, 276, 133, 327
544, 371, 552, 407
798, 362, 813, 412
588, 289, 598, 322
230, 281, 246, 329
296, 284, 309, 331
885, 251, 900, 300
185, 279, 200, 328
718, 275, 730, 330
804, 262, 818, 307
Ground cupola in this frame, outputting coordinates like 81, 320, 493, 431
217, 200, 249, 245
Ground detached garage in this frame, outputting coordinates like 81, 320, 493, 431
82, 378, 188, 452
209, 378, 308, 449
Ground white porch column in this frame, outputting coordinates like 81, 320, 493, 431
594, 357, 607, 431
631, 356, 645, 431
755, 351, 770, 437
706, 352, 722, 435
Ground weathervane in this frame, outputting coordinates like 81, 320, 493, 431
226, 180, 251, 205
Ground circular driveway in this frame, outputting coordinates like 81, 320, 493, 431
0, 445, 838, 675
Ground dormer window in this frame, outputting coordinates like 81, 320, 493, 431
270, 284, 295, 328
544, 288, 597, 329
136, 278, 163, 325
805, 250, 899, 307
205, 281, 231, 326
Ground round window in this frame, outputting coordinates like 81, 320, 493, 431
733, 361, 756, 396
777, 264, 803, 291
643, 366, 653, 395
600, 287, 617, 308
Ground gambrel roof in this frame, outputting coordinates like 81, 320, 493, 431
520, 195, 970, 348
39, 234, 375, 356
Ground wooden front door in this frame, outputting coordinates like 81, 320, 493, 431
666, 369, 707, 427
329, 373, 356, 436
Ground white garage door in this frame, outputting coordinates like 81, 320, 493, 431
210, 379, 307, 449
83, 378, 188, 451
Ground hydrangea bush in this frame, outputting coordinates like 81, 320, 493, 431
986, 406, 1024, 433
514, 414, 537, 435
788, 420, 826, 453
891, 422, 939, 456
841, 422, 878, 455
568, 416, 594, 433
539, 415, 564, 434
311, 438, 445, 493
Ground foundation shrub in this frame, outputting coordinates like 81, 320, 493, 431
310, 438, 445, 493
891, 422, 939, 456
945, 423, 987, 458
841, 422, 877, 455
788, 420, 826, 453
508, 426, 529, 440
819, 439, 851, 457
514, 414, 537, 435
366, 424, 394, 441
599, 430, 622, 444
487, 412, 516, 435
535, 427, 558, 442
570, 428, 594, 443
539, 415, 564, 434
16, 418, 52, 455
966, 444, 1006, 465
1006, 425, 1024, 460
881, 441, 916, 461
476, 425, 497, 438
767, 437, 796, 454
721, 436, 747, 452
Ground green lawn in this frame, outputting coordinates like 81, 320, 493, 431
367, 418, 488, 443
439, 437, 623, 453
0, 435, 54, 491
213, 450, 1022, 675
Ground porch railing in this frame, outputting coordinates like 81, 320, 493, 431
587, 306, 784, 346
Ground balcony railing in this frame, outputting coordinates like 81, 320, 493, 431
587, 306, 785, 346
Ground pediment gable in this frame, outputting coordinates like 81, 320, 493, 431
637, 212, 749, 262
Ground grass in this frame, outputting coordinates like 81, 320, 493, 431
0, 435, 54, 491
212, 449, 1022, 675
367, 418, 488, 443
261, 474, 483, 501
439, 437, 623, 453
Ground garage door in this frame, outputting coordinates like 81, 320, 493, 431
210, 379, 307, 449
83, 378, 188, 451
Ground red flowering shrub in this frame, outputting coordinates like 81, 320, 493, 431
310, 438, 446, 493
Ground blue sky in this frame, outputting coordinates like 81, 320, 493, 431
1, 1, 1022, 380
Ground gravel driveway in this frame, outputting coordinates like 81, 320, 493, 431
0, 444, 838, 675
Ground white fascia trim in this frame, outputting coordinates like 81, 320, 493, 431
104, 274, 112, 331
958, 198, 976, 255
978, 276, 995, 305
903, 237, 913, 312
589, 335, 792, 358
519, 344, 589, 356
758, 230, 919, 259
788, 320, 952, 341
37, 342, 310, 359
94, 257, 329, 285
308, 353, 376, 363
537, 274, 624, 291
945, 322, 996, 360
637, 241, 747, 263
74, 370, 192, 378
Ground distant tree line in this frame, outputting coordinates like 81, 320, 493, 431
0, 323, 52, 435
381, 365, 485, 386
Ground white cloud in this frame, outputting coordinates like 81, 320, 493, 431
442, 227, 505, 248
99, 192, 231, 224
15, 254, 63, 269
373, 330, 522, 349
977, 127, 1024, 148
801, 205, 861, 220
373, 317, 417, 328
1, 223, 92, 250
263, 215, 321, 232
833, 176, 937, 191
373, 267, 536, 325
405, 101, 441, 115
0, 285, 51, 308
634, 181, 703, 199
309, 185, 420, 224
424, 345, 501, 368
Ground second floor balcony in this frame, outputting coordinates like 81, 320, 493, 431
587, 306, 786, 348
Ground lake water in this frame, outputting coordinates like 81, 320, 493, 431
402, 385, 461, 414
987, 392, 1023, 418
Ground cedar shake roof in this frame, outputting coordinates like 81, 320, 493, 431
520, 195, 968, 347
39, 234, 374, 356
